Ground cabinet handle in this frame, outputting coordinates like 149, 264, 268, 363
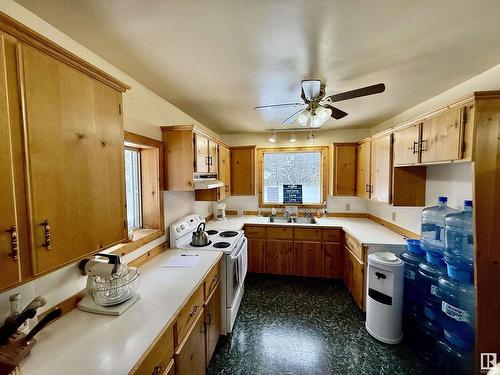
365, 184, 369, 192
420, 139, 427, 152
369, 185, 373, 193
41, 219, 51, 250
189, 304, 199, 318
412, 141, 419, 154
151, 363, 163, 375
7, 226, 18, 261
208, 275, 218, 293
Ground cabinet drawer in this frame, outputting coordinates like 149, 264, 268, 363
176, 285, 204, 345
294, 228, 322, 241
133, 324, 174, 375
204, 260, 221, 303
267, 227, 293, 240
345, 233, 363, 261
244, 225, 266, 239
322, 229, 343, 243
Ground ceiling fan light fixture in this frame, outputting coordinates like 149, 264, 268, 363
289, 131, 297, 143
310, 106, 332, 128
296, 109, 311, 126
301, 80, 321, 100
268, 131, 277, 143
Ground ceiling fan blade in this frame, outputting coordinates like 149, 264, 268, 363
281, 107, 306, 125
326, 83, 385, 103
254, 102, 304, 110
324, 105, 348, 119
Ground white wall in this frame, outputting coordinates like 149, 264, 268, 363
0, 1, 212, 319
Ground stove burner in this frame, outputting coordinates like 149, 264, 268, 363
220, 231, 238, 238
189, 240, 212, 247
213, 242, 231, 249
206, 230, 219, 235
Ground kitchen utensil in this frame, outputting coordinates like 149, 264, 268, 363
77, 254, 140, 315
0, 309, 36, 346
23, 308, 62, 344
191, 222, 210, 247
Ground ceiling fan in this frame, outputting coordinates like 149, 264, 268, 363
254, 80, 386, 128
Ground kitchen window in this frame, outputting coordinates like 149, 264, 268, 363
258, 147, 328, 207
125, 147, 142, 230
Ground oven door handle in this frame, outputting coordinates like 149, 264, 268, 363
230, 237, 247, 260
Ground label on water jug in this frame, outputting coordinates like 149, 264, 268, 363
442, 301, 471, 322
430, 284, 440, 297
405, 269, 416, 280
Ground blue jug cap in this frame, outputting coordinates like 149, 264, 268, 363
438, 196, 448, 203
464, 200, 472, 207
426, 251, 445, 266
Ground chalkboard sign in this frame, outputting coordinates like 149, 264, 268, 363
283, 184, 302, 204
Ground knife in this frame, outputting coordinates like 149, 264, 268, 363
23, 308, 62, 344
0, 309, 37, 346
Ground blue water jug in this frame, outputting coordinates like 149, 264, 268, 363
417, 252, 447, 303
421, 197, 459, 256
401, 240, 425, 314
417, 319, 442, 363
438, 276, 475, 349
435, 338, 473, 375
444, 200, 474, 281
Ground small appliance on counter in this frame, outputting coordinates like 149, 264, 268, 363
77, 254, 140, 316
216, 203, 227, 221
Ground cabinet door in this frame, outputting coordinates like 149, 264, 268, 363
205, 283, 221, 367
230, 147, 255, 195
20, 44, 126, 274
194, 133, 209, 173
266, 240, 293, 275
218, 146, 227, 185
208, 141, 218, 173
175, 309, 206, 375
247, 239, 266, 273
350, 252, 365, 310
224, 146, 231, 196
356, 142, 371, 198
293, 241, 322, 277
393, 123, 420, 166
370, 134, 392, 203
332, 144, 356, 196
343, 246, 352, 292
0, 36, 21, 289
323, 242, 343, 279
420, 107, 463, 163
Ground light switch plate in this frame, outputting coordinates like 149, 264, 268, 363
345, 203, 350, 211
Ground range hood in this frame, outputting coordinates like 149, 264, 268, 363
193, 175, 223, 190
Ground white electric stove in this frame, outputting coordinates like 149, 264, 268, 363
170, 214, 247, 334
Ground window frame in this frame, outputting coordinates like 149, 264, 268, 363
257, 146, 329, 209
123, 131, 165, 235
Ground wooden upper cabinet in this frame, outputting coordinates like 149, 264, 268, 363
194, 133, 209, 173
370, 134, 392, 204
356, 141, 371, 199
218, 145, 231, 196
420, 107, 463, 163
20, 44, 126, 274
393, 123, 420, 166
331, 143, 356, 196
230, 146, 255, 196
0, 36, 21, 289
163, 128, 195, 191
208, 140, 218, 173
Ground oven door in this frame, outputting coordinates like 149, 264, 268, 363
226, 237, 247, 308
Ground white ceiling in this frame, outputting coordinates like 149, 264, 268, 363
16, 0, 500, 134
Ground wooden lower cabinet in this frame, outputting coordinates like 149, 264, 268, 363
323, 242, 343, 279
175, 308, 206, 375
343, 246, 365, 310
204, 283, 221, 368
133, 325, 174, 375
266, 240, 293, 275
247, 239, 266, 273
293, 241, 322, 277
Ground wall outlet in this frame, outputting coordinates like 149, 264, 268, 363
392, 212, 397, 221
345, 203, 350, 211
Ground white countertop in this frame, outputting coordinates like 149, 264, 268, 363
20, 249, 222, 375
206, 216, 408, 246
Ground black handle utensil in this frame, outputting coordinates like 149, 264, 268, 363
24, 308, 62, 343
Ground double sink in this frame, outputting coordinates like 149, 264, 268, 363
268, 216, 317, 225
